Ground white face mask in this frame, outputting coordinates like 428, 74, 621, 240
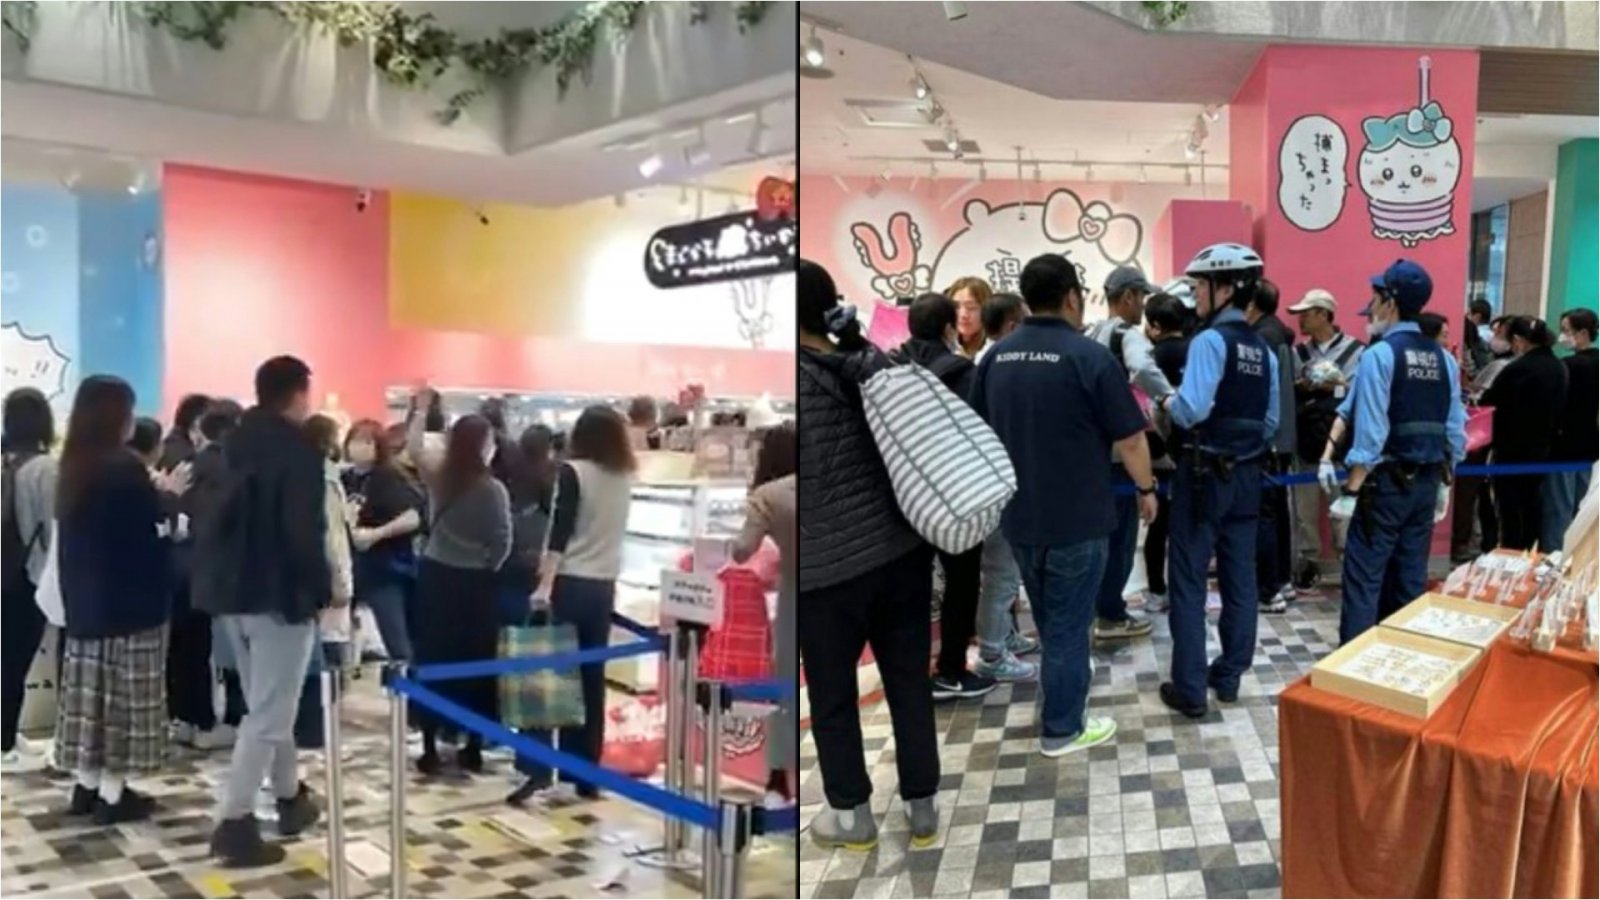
1558, 332, 1577, 349
1490, 337, 1511, 355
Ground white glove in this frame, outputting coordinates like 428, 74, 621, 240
1317, 460, 1340, 495
1433, 482, 1451, 524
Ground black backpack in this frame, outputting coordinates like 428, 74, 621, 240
2, 452, 43, 593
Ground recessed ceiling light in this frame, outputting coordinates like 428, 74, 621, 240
638, 153, 664, 178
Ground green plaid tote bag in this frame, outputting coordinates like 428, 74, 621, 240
498, 612, 586, 730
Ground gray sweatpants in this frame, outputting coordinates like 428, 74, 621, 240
215, 614, 317, 820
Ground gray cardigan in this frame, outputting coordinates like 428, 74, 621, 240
406, 415, 512, 571
12, 454, 57, 585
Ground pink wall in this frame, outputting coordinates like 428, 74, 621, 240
1155, 199, 1254, 283
1230, 46, 1480, 337
163, 166, 791, 418
800, 174, 1208, 322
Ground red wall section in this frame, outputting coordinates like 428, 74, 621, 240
163, 165, 392, 417
163, 165, 792, 418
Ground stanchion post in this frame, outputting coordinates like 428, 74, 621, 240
719, 802, 747, 900
663, 626, 684, 860
703, 680, 724, 813
677, 625, 703, 853
388, 669, 409, 899
320, 669, 348, 900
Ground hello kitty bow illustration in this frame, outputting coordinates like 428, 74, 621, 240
1041, 190, 1142, 267
1363, 101, 1454, 152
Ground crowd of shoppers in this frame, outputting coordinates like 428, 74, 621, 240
1, 358, 803, 870
799, 248, 1592, 851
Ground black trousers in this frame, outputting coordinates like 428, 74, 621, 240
1494, 474, 1543, 551
519, 576, 615, 791
414, 559, 500, 754
800, 546, 940, 810
1, 580, 46, 753
935, 545, 982, 680
166, 589, 216, 730
1145, 491, 1171, 596
1256, 454, 1293, 602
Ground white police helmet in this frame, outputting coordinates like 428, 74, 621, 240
1162, 278, 1197, 310
1183, 243, 1263, 277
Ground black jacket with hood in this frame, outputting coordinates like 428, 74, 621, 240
891, 337, 978, 406
798, 345, 924, 593
192, 407, 331, 623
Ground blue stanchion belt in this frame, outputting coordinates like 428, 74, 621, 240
392, 675, 722, 830
1109, 459, 1594, 495
408, 637, 664, 683
724, 680, 797, 704
757, 803, 799, 835
611, 611, 662, 641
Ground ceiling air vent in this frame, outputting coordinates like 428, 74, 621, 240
922, 137, 981, 154
845, 99, 943, 129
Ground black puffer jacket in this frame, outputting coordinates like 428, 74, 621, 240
891, 337, 977, 405
798, 346, 924, 593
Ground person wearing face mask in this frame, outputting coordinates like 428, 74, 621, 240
341, 420, 422, 663
1542, 309, 1599, 552
1478, 316, 1568, 551
405, 397, 512, 775
889, 292, 996, 699
1331, 260, 1467, 643
1085, 266, 1172, 642
1155, 243, 1279, 718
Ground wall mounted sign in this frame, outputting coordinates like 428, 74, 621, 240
644, 209, 797, 289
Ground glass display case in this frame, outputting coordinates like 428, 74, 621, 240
382, 387, 793, 436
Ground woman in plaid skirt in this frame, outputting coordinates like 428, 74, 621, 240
53, 376, 177, 824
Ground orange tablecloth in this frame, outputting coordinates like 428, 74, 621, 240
1279, 640, 1599, 898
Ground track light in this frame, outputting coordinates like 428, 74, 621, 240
1202, 105, 1222, 124
977, 164, 987, 183
354, 188, 372, 212
802, 25, 825, 68
682, 127, 712, 167
1033, 163, 1042, 183
924, 101, 945, 124
1184, 141, 1199, 160
1184, 167, 1193, 187
911, 72, 931, 100
638, 152, 664, 179
746, 109, 766, 156
1085, 165, 1094, 183
1139, 165, 1148, 184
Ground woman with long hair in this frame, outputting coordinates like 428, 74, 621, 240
732, 422, 797, 806
54, 376, 173, 822
2, 388, 57, 769
508, 406, 635, 805
798, 259, 938, 850
343, 419, 422, 662
407, 399, 512, 774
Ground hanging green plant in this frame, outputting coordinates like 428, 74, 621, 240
0, 0, 775, 125
1140, 0, 1190, 28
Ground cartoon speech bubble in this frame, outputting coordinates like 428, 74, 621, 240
1, 323, 71, 400
1278, 115, 1349, 232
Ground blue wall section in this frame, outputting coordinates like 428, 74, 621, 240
1, 184, 164, 417
78, 193, 164, 414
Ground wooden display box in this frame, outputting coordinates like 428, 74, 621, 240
1310, 628, 1481, 718
1382, 592, 1521, 650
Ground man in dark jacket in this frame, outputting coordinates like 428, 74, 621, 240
891, 292, 993, 700
1542, 308, 1597, 551
195, 356, 330, 868
1479, 317, 1569, 550
1247, 280, 1297, 612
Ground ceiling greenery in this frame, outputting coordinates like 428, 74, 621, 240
0, 0, 773, 124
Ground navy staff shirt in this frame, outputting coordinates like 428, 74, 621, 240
971, 316, 1148, 548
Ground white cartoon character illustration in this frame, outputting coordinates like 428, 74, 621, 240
930, 189, 1141, 319
848, 212, 933, 301
1, 322, 71, 400
1358, 57, 1461, 248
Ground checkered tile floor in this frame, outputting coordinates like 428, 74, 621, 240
1, 674, 796, 899
799, 590, 1347, 899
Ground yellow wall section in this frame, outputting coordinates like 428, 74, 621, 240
389, 191, 606, 336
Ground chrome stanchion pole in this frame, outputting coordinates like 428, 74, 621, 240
663, 627, 684, 861
720, 803, 745, 900
703, 681, 723, 813
681, 626, 701, 842
701, 802, 723, 899
388, 674, 408, 899
320, 669, 348, 899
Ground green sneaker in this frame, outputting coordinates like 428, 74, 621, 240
1039, 716, 1117, 758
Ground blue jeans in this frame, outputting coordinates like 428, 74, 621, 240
1096, 471, 1139, 623
1340, 467, 1439, 645
360, 579, 412, 662
1168, 458, 1262, 708
1540, 468, 1593, 555
977, 529, 1022, 659
1010, 538, 1108, 740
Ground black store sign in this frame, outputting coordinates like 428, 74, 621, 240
644, 210, 797, 289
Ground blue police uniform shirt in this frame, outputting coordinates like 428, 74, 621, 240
971, 316, 1148, 547
1342, 321, 1467, 468
1168, 307, 1280, 458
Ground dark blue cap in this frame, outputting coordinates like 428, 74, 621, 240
1360, 259, 1433, 316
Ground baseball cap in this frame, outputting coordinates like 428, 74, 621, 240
1287, 289, 1337, 315
1104, 265, 1155, 297
1360, 259, 1433, 316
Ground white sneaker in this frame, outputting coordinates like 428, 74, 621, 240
192, 725, 236, 750
172, 722, 196, 745
1, 749, 45, 774
14, 734, 36, 756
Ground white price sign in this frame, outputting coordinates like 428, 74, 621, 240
661, 570, 725, 628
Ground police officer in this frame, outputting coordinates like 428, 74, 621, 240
1336, 259, 1467, 644
1156, 244, 1279, 718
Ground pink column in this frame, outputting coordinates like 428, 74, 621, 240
1153, 199, 1254, 283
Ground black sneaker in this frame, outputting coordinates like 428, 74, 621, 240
1159, 682, 1208, 719
1207, 673, 1240, 703
67, 784, 97, 816
416, 752, 442, 777
506, 777, 546, 807
1293, 562, 1321, 591
211, 815, 287, 868
93, 788, 156, 825
457, 745, 484, 774
275, 782, 320, 837
931, 671, 997, 701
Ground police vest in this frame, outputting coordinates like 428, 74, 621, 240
1380, 329, 1450, 464
1176, 319, 1272, 461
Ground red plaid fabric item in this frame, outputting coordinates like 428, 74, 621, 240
682, 542, 776, 682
